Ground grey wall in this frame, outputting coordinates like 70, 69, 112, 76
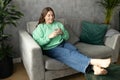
7, 0, 119, 57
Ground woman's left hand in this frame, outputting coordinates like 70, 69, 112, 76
55, 28, 63, 35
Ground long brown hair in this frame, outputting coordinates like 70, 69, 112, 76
38, 7, 55, 24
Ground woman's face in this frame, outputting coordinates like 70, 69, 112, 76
44, 11, 54, 24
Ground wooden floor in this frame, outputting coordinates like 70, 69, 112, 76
2, 56, 120, 80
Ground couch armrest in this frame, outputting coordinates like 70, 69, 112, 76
105, 33, 120, 50
104, 32, 120, 62
19, 30, 45, 80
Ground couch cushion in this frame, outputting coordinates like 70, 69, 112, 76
80, 21, 108, 45
44, 55, 69, 70
75, 42, 113, 58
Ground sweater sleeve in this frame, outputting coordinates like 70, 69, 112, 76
59, 23, 69, 41
32, 24, 50, 46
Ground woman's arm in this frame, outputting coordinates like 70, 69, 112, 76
32, 25, 50, 46
58, 22, 69, 40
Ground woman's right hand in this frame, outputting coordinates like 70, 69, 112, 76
48, 28, 63, 39
48, 31, 59, 39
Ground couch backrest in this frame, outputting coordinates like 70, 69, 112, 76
66, 18, 82, 37
27, 21, 38, 34
26, 18, 79, 44
26, 18, 65, 34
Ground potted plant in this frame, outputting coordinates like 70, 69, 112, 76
98, 0, 120, 24
0, 0, 23, 78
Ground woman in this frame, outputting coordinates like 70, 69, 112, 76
32, 7, 111, 75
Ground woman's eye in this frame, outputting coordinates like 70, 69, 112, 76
47, 15, 50, 17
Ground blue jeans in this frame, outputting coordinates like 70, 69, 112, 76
44, 41, 91, 73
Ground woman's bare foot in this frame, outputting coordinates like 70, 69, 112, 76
90, 58, 111, 68
93, 65, 108, 75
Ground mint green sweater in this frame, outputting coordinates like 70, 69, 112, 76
32, 21, 69, 50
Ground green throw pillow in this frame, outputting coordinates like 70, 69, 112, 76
79, 21, 108, 45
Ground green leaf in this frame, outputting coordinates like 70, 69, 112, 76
0, 0, 24, 60
97, 0, 120, 24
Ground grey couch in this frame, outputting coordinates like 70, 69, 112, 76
19, 19, 120, 80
